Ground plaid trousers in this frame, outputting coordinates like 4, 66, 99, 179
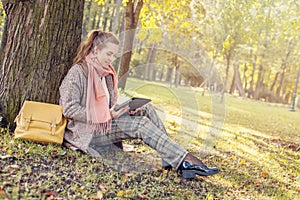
88, 104, 188, 170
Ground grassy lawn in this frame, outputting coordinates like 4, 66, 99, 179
1, 77, 299, 199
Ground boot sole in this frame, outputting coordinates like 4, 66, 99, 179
182, 169, 219, 178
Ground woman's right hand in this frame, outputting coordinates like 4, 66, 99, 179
110, 104, 129, 119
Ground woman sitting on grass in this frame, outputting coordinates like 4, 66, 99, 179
59, 29, 219, 179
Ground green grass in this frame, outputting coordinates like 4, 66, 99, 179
1, 77, 299, 199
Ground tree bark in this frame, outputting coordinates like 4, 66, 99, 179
0, 16, 8, 52
143, 47, 151, 80
150, 43, 157, 81
102, 0, 111, 31
82, 0, 92, 38
166, 67, 173, 85
234, 63, 245, 97
159, 65, 165, 81
224, 53, 230, 93
254, 64, 264, 99
118, 0, 143, 90
270, 72, 279, 92
229, 68, 236, 94
243, 63, 248, 90
0, 0, 84, 126
276, 70, 285, 96
174, 55, 181, 88
112, 0, 122, 34
248, 49, 257, 98
96, 5, 104, 29
145, 42, 157, 81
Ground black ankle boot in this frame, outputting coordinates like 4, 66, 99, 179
179, 161, 219, 178
163, 165, 172, 171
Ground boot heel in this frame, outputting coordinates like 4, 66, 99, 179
181, 170, 195, 179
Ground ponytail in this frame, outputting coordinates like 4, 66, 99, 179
73, 30, 119, 65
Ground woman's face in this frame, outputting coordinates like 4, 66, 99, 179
94, 42, 119, 68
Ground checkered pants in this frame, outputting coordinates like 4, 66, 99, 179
88, 104, 188, 170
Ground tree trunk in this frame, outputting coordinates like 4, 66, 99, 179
224, 53, 230, 93
254, 64, 264, 99
113, 9, 124, 72
270, 72, 279, 92
150, 43, 157, 81
102, 1, 110, 31
82, 0, 92, 38
91, 12, 97, 30
248, 50, 257, 98
159, 65, 165, 81
146, 42, 157, 81
118, 0, 143, 90
112, 0, 122, 34
0, 0, 84, 126
93, 5, 102, 30
166, 67, 173, 85
174, 56, 181, 88
109, 1, 115, 32
96, 5, 104, 29
175, 65, 181, 88
144, 47, 151, 80
0, 16, 8, 52
243, 64, 248, 90
234, 63, 245, 97
276, 71, 285, 96
229, 68, 236, 94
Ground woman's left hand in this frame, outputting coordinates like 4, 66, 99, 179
128, 108, 141, 115
110, 104, 129, 119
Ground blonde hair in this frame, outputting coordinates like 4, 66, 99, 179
73, 30, 119, 64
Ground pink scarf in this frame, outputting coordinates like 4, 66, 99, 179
85, 53, 118, 134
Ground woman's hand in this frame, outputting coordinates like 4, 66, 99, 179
128, 108, 141, 115
110, 104, 129, 119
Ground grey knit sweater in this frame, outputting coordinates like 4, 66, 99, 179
59, 64, 113, 152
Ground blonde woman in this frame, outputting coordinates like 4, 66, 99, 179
59, 30, 219, 179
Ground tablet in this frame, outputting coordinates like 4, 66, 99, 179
115, 97, 151, 111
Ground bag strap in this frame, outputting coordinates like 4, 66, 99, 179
24, 115, 32, 131
21, 114, 58, 135
50, 122, 56, 135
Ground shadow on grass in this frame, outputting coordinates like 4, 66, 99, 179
1, 131, 224, 199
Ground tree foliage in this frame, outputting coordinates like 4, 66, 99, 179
0, 0, 299, 108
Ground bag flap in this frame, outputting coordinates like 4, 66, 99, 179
20, 101, 63, 124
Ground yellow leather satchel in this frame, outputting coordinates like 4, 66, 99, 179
14, 101, 67, 145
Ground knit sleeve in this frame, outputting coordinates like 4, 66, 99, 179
59, 66, 87, 122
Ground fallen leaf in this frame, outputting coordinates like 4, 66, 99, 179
98, 184, 107, 192
124, 173, 133, 182
41, 191, 58, 199
122, 144, 135, 152
117, 190, 124, 197
97, 191, 103, 199
260, 171, 269, 178
239, 159, 246, 165
137, 193, 150, 200
0, 189, 7, 198
8, 165, 20, 170
51, 150, 58, 156
0, 155, 13, 159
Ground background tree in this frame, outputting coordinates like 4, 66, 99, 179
117, 0, 144, 89
0, 0, 300, 115
0, 0, 84, 126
